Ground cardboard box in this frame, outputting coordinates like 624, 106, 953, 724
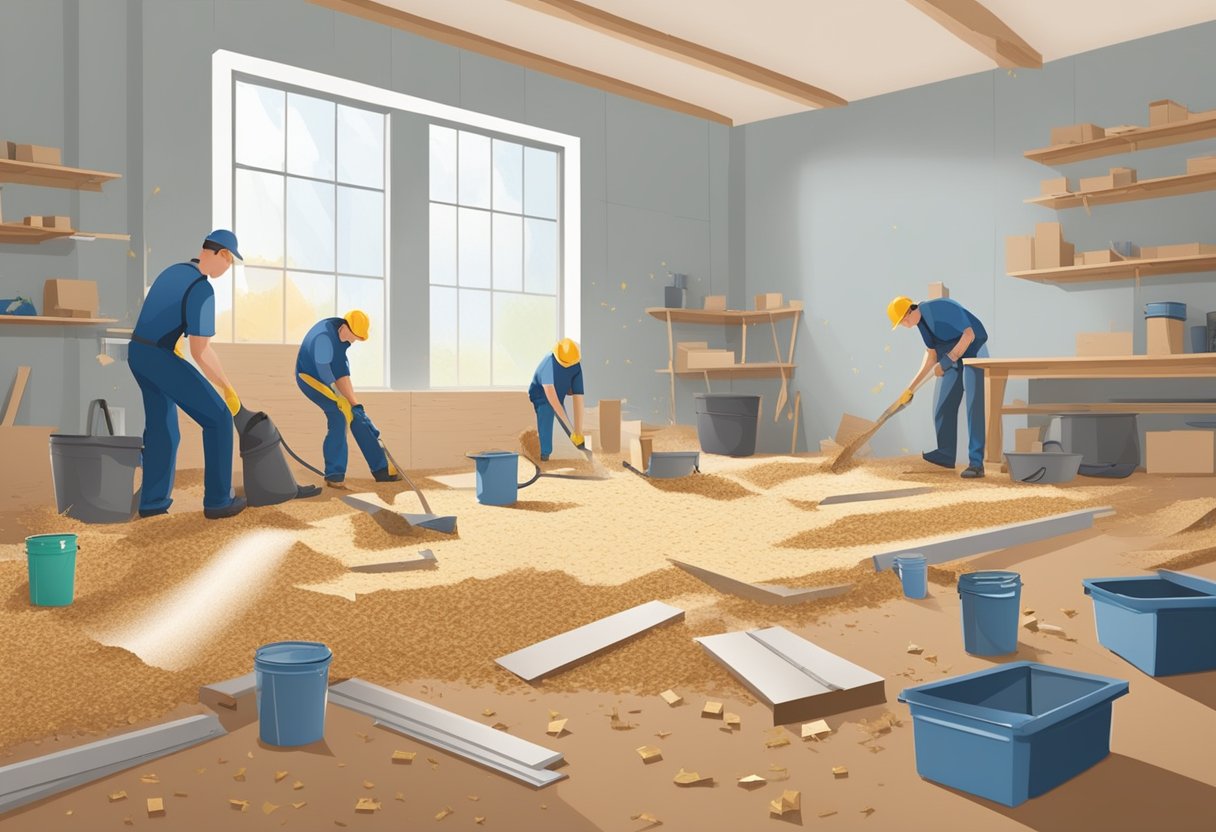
754, 292, 783, 310
597, 399, 621, 454
684, 349, 735, 370
1145, 430, 1215, 475
703, 295, 726, 311
1040, 177, 1071, 196
0, 426, 56, 509
927, 281, 949, 299
675, 341, 709, 372
1034, 222, 1074, 268
22, 215, 45, 227
1079, 167, 1135, 192
1152, 243, 1216, 259
1149, 99, 1188, 126
629, 436, 653, 472
1186, 155, 1216, 175
42, 216, 71, 230
1050, 123, 1105, 145
2, 141, 15, 160
1075, 332, 1133, 356
14, 144, 62, 165
43, 279, 99, 319
1005, 235, 1035, 273
1014, 427, 1041, 454
1146, 317, 1185, 355
1077, 249, 1123, 266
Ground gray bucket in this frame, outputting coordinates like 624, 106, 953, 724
49, 399, 142, 524
1046, 413, 1140, 466
694, 393, 760, 456
647, 451, 700, 478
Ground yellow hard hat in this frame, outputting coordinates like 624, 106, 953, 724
344, 309, 370, 340
554, 338, 580, 367
887, 296, 914, 330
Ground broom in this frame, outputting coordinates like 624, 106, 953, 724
828, 374, 933, 474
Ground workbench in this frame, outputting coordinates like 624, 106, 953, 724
965, 355, 1216, 465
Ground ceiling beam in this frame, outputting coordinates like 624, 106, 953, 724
906, 0, 1042, 69
514, 0, 846, 109
309, 0, 733, 125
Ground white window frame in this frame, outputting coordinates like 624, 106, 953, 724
211, 49, 582, 390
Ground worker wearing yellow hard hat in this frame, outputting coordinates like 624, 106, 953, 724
296, 310, 400, 485
889, 294, 990, 478
527, 338, 585, 461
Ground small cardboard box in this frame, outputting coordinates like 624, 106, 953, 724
1050, 123, 1105, 145
1186, 155, 1216, 175
1005, 235, 1035, 273
703, 295, 726, 311
684, 349, 735, 370
14, 144, 62, 165
1040, 177, 1071, 196
22, 216, 45, 227
1145, 430, 1215, 475
1034, 222, 1074, 268
1146, 317, 1185, 355
43, 279, 99, 318
675, 341, 709, 372
754, 292, 783, 310
1014, 427, 1041, 453
2, 141, 15, 160
927, 281, 949, 299
1077, 249, 1122, 265
629, 436, 653, 472
1152, 243, 1216, 259
1149, 99, 1188, 126
1076, 332, 1133, 356
42, 216, 72, 229
1079, 167, 1135, 192
597, 399, 621, 453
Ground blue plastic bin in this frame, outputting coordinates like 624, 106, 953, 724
1144, 301, 1186, 320
898, 662, 1129, 807
894, 554, 928, 599
467, 451, 522, 506
255, 641, 333, 747
959, 571, 1022, 656
1082, 570, 1216, 676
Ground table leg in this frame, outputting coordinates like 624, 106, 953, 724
741, 323, 748, 364
984, 371, 1008, 466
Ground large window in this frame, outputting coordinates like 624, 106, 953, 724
428, 125, 560, 388
222, 80, 388, 387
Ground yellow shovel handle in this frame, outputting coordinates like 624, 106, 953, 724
298, 372, 338, 401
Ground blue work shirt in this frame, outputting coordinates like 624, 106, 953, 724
916, 299, 987, 359
296, 318, 352, 384
528, 354, 584, 405
132, 261, 214, 349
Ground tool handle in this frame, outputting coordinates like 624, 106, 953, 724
87, 398, 114, 436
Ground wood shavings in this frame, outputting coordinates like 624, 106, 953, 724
274, 770, 288, 782
659, 689, 682, 706
263, 801, 280, 815
392, 750, 416, 764
832, 766, 848, 778
435, 806, 453, 820
738, 774, 766, 788
355, 798, 380, 813
701, 701, 724, 719
108, 791, 128, 802
636, 745, 662, 762
906, 643, 923, 655
673, 768, 712, 786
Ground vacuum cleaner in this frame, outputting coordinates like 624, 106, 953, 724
233, 406, 323, 506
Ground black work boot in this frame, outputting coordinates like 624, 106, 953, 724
372, 467, 402, 483
204, 496, 247, 520
961, 465, 986, 479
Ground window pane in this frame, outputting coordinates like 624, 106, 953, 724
285, 272, 336, 343
235, 169, 284, 267
429, 125, 457, 204
458, 288, 491, 387
235, 82, 284, 171
211, 270, 233, 343
337, 186, 384, 276
286, 178, 335, 272
493, 293, 556, 387
337, 276, 385, 387
524, 147, 557, 219
429, 203, 456, 286
524, 218, 558, 295
492, 140, 522, 214
287, 93, 335, 180
337, 105, 384, 188
458, 131, 491, 208
235, 268, 284, 343
492, 213, 522, 291
429, 286, 458, 388
458, 208, 490, 288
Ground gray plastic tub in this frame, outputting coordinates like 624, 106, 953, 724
694, 393, 760, 456
49, 400, 142, 523
646, 451, 700, 478
1004, 443, 1083, 484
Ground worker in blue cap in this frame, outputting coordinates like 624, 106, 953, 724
129, 229, 245, 518
527, 339, 585, 461
296, 311, 401, 486
888, 295, 989, 479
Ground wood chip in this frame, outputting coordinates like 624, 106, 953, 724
491, 722, 509, 731
435, 806, 453, 820
146, 797, 164, 817
547, 718, 568, 736
292, 802, 307, 809
481, 709, 495, 717
635, 745, 662, 762
1022, 608, 1035, 615
392, 750, 416, 764
818, 810, 838, 818
292, 781, 304, 790
173, 791, 188, 798
263, 801, 280, 815
923, 654, 938, 664
655, 731, 672, 739
1022, 615, 1039, 631
768, 789, 800, 816
701, 701, 724, 718
659, 689, 682, 706
355, 798, 380, 814
861, 807, 876, 817
395, 793, 406, 803
768, 764, 790, 781
1039, 623, 1067, 637
1061, 608, 1078, 618
673, 768, 712, 786
427, 757, 440, 768
906, 643, 923, 655
139, 774, 159, 784
475, 817, 485, 825
363, 780, 375, 789
274, 770, 288, 782
737, 774, 766, 787
217, 757, 227, 764
232, 767, 246, 782
229, 799, 249, 812
724, 712, 741, 729
247, 751, 254, 759
764, 736, 790, 749
123, 817, 133, 826
467, 795, 479, 801
832, 766, 848, 778
631, 812, 660, 823
108, 791, 128, 802
801, 719, 831, 740
195, 768, 206, 775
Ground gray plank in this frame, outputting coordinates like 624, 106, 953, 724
350, 550, 437, 573
341, 493, 388, 515
199, 672, 255, 708
670, 558, 851, 605
495, 601, 685, 682
696, 631, 831, 707
871, 506, 1114, 571
819, 486, 933, 506
749, 627, 884, 691
371, 719, 565, 788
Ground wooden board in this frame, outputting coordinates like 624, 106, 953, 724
669, 558, 852, 606
646, 307, 802, 325
409, 391, 533, 470
3, 366, 30, 426
0, 426, 56, 511
819, 487, 934, 506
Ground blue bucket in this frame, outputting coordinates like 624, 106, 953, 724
254, 641, 333, 747
467, 451, 523, 506
893, 554, 928, 599
959, 571, 1022, 656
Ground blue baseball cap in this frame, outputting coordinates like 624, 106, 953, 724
204, 228, 243, 261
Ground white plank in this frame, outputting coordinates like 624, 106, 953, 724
750, 627, 884, 691
819, 486, 933, 505
371, 719, 564, 788
200, 672, 255, 701
696, 631, 831, 706
670, 558, 851, 605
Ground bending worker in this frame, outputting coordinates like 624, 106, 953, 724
889, 295, 989, 479
528, 339, 585, 462
129, 229, 245, 519
296, 311, 401, 486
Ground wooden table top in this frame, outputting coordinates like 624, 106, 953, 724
966, 354, 1216, 378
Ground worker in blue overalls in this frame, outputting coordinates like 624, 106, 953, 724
129, 229, 245, 519
528, 339, 585, 461
296, 311, 401, 486
889, 295, 990, 479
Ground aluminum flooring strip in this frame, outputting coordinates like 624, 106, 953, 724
371, 720, 565, 788
819, 486, 933, 506
749, 626, 884, 691
696, 631, 833, 706
670, 558, 850, 606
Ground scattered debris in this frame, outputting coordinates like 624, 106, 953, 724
229, 799, 249, 812
764, 736, 790, 749
146, 797, 164, 817
491, 723, 509, 731
832, 766, 848, 778
906, 644, 924, 655
924, 654, 938, 665
636, 746, 662, 763
292, 802, 307, 809
96, 354, 115, 367
475, 817, 485, 825
1022, 608, 1035, 615
701, 701, 724, 719
467, 795, 479, 801
482, 708, 495, 717
669, 558, 852, 605
1061, 608, 1078, 618
274, 770, 288, 782
609, 708, 637, 731
738, 774, 766, 788
395, 793, 405, 802
263, 801, 279, 815
232, 767, 246, 782
818, 809, 838, 818
109, 791, 128, 802
802, 720, 832, 740
139, 774, 159, 784
1039, 623, 1068, 637
547, 719, 568, 736
659, 690, 682, 706
724, 713, 741, 730
362, 780, 375, 789
292, 781, 304, 790
392, 750, 416, 764
435, 806, 453, 820
861, 807, 876, 817
355, 798, 380, 814
767, 765, 790, 781
630, 811, 660, 824
673, 769, 712, 786
1022, 616, 1039, 631
769, 790, 801, 816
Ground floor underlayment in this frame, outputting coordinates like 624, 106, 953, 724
2, 432, 1216, 829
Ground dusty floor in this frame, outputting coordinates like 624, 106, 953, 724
2, 431, 1215, 830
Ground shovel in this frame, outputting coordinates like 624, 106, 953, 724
828, 373, 934, 473
377, 440, 458, 533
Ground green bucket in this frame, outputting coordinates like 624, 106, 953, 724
26, 533, 78, 607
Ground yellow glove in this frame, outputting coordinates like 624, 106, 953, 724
336, 394, 354, 425
222, 386, 241, 416
898, 388, 914, 406
173, 336, 184, 359
571, 432, 585, 448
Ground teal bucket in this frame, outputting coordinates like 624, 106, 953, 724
467, 451, 523, 506
894, 554, 928, 599
959, 571, 1023, 656
254, 641, 333, 747
26, 533, 78, 607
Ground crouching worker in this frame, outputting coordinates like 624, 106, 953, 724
296, 311, 401, 486
528, 338, 585, 461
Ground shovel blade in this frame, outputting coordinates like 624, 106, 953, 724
401, 513, 458, 534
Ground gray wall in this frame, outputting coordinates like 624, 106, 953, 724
743, 21, 1216, 458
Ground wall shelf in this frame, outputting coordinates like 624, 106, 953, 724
1027, 169, 1216, 210
1010, 253, 1216, 283
0, 222, 129, 244
0, 158, 121, 191
0, 315, 118, 326
656, 362, 797, 379
1024, 112, 1216, 166
645, 306, 802, 325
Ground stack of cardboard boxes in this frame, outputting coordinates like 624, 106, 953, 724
1, 142, 63, 164
43, 279, 99, 319
674, 341, 735, 371
1006, 222, 1073, 273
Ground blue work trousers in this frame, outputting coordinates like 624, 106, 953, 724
932, 345, 988, 468
129, 342, 234, 511
533, 401, 560, 456
297, 378, 388, 479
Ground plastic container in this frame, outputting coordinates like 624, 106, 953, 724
959, 571, 1022, 656
1004, 447, 1083, 483
663, 285, 685, 308
254, 641, 333, 747
1192, 325, 1209, 353
49, 400, 142, 524
645, 450, 700, 478
898, 662, 1129, 807
1082, 570, 1216, 676
893, 554, 928, 599
467, 450, 522, 506
694, 394, 760, 457
1144, 301, 1186, 320
1045, 413, 1140, 467
25, 533, 77, 607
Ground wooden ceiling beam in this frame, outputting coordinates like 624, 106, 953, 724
515, 0, 846, 109
309, 0, 733, 125
906, 0, 1042, 69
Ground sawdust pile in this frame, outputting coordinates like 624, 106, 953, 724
1153, 546, 1216, 570
737, 461, 822, 490
788, 499, 819, 512
638, 473, 755, 501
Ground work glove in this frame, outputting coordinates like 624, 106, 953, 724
898, 388, 914, 406
173, 336, 184, 360
336, 394, 354, 426
222, 386, 241, 416
571, 432, 585, 449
